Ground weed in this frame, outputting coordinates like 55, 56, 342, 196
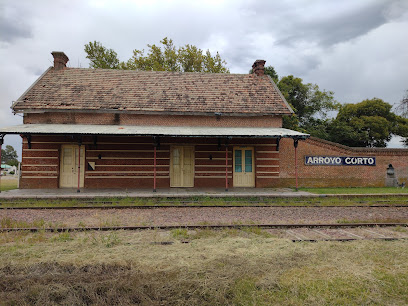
100, 232, 121, 248
241, 226, 272, 237
392, 226, 408, 233
171, 228, 189, 240
0, 217, 47, 229
52, 231, 73, 242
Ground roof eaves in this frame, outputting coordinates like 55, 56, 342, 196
266, 75, 294, 114
11, 66, 53, 113
13, 108, 287, 117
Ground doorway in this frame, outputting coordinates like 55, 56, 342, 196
170, 146, 194, 187
60, 145, 85, 188
233, 147, 255, 187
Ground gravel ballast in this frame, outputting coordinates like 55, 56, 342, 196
1, 207, 407, 227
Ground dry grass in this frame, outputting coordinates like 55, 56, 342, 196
0, 229, 407, 305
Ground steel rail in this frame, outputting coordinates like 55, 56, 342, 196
291, 237, 408, 242
0, 204, 407, 210
1, 199, 407, 203
0, 222, 406, 233
1, 199, 407, 206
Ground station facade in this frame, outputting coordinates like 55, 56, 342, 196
1, 52, 407, 190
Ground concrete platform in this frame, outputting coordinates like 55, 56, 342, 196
0, 188, 314, 199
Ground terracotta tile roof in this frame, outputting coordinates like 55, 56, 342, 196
13, 67, 293, 115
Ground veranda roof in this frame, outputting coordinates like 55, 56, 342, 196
0, 124, 309, 139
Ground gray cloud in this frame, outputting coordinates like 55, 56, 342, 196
0, 0, 407, 149
241, 0, 404, 48
273, 1, 390, 47
0, 3, 32, 43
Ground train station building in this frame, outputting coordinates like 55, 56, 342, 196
1, 52, 407, 190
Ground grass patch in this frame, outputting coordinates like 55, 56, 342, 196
0, 217, 66, 229
171, 227, 272, 241
1, 195, 408, 208
0, 217, 47, 229
0, 230, 407, 305
337, 218, 408, 224
300, 187, 408, 194
0, 178, 18, 191
51, 231, 74, 242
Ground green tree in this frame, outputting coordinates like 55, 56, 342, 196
84, 41, 120, 69
264, 66, 279, 83
1, 145, 18, 166
277, 75, 339, 132
328, 98, 408, 147
85, 38, 229, 73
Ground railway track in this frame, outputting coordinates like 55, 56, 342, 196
0, 205, 408, 210
0, 223, 407, 242
0, 198, 408, 209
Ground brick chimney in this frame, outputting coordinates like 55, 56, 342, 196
51, 51, 69, 70
252, 59, 266, 76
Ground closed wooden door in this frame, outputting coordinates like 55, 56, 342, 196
233, 147, 255, 187
60, 145, 85, 188
170, 146, 194, 187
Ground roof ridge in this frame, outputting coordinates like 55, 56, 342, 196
64, 67, 257, 76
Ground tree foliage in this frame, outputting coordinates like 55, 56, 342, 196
277, 75, 339, 132
327, 98, 408, 147
85, 38, 229, 73
1, 145, 18, 166
266, 66, 408, 147
84, 41, 120, 69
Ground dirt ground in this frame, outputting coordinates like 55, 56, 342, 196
1, 206, 407, 227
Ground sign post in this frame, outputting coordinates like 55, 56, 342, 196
294, 139, 299, 191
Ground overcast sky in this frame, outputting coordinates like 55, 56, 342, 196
1, 0, 407, 157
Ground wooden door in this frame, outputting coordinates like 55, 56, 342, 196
60, 145, 85, 188
233, 147, 255, 187
170, 146, 194, 187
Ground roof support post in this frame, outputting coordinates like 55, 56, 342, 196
293, 138, 299, 191
153, 136, 160, 192
276, 136, 281, 152
77, 137, 82, 193
0, 134, 4, 193
225, 137, 230, 192
26, 134, 32, 149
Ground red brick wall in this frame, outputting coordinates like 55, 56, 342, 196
20, 135, 278, 189
21, 134, 408, 189
279, 137, 408, 187
24, 112, 282, 128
